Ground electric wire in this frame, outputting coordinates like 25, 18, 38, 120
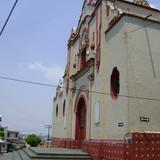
5, 119, 43, 134
0, 0, 19, 37
127, 15, 160, 34
0, 76, 56, 88
0, 75, 160, 102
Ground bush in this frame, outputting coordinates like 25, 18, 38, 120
0, 131, 5, 139
25, 134, 41, 147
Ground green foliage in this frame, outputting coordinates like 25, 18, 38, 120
25, 134, 41, 147
0, 131, 5, 139
0, 128, 4, 131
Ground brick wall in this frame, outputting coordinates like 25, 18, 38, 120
51, 133, 160, 160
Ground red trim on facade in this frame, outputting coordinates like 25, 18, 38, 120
106, 13, 160, 34
91, 32, 95, 50
74, 93, 88, 113
106, 4, 110, 17
118, 0, 160, 13
68, 15, 90, 47
75, 97, 87, 146
68, 0, 160, 47
51, 138, 82, 149
70, 58, 94, 80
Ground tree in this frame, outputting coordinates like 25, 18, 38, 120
25, 134, 41, 147
0, 128, 5, 140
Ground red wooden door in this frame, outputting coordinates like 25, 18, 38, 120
75, 98, 86, 147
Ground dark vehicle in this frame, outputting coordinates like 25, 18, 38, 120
7, 143, 15, 152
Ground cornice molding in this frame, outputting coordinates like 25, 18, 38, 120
70, 58, 95, 81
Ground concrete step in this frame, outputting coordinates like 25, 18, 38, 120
30, 147, 90, 156
24, 148, 92, 160
1, 148, 92, 160
12, 151, 23, 160
18, 150, 31, 160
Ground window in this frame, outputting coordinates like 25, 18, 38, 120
7, 133, 10, 137
80, 48, 86, 69
56, 105, 58, 117
63, 100, 66, 117
110, 67, 120, 100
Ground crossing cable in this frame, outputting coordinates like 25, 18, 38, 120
0, 0, 19, 37
127, 14, 160, 34
0, 75, 160, 102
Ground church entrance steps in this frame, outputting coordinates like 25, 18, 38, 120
18, 148, 91, 160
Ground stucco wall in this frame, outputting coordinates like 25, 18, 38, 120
52, 96, 68, 138
90, 15, 128, 140
100, 16, 160, 140
124, 17, 160, 133
52, 0, 160, 141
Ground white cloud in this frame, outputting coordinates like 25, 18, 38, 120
149, 0, 160, 9
150, 3, 157, 8
28, 62, 64, 80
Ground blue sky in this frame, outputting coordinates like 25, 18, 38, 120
0, 0, 159, 135
0, 0, 82, 135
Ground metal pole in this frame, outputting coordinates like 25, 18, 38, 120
44, 125, 51, 148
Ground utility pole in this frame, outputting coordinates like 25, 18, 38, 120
44, 125, 52, 148
0, 115, 2, 128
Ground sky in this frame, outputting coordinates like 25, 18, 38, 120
0, 0, 159, 136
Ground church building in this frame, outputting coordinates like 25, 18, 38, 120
51, 0, 160, 159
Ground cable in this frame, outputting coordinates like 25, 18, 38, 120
4, 119, 42, 134
127, 21, 153, 34
0, 76, 56, 88
0, 75, 160, 102
127, 14, 159, 34
0, 0, 19, 37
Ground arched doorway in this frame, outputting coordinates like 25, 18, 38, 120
75, 97, 87, 147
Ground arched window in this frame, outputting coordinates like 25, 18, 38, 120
63, 100, 66, 117
56, 105, 58, 117
80, 48, 86, 69
110, 67, 120, 100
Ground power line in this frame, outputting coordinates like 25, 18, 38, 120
127, 22, 153, 33
0, 75, 160, 102
0, 0, 19, 37
127, 14, 159, 34
0, 76, 56, 88
4, 119, 42, 134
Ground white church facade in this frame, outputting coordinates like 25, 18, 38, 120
52, 0, 160, 159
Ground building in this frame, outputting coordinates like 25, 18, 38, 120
51, 0, 160, 159
5, 130, 20, 152
0, 126, 7, 153
0, 140, 6, 153
6, 130, 19, 142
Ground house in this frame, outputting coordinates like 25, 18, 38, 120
0, 126, 7, 153
5, 130, 19, 152
51, 0, 160, 159
6, 130, 19, 142
0, 139, 7, 153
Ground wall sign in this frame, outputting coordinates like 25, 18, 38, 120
118, 122, 124, 127
140, 117, 150, 122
